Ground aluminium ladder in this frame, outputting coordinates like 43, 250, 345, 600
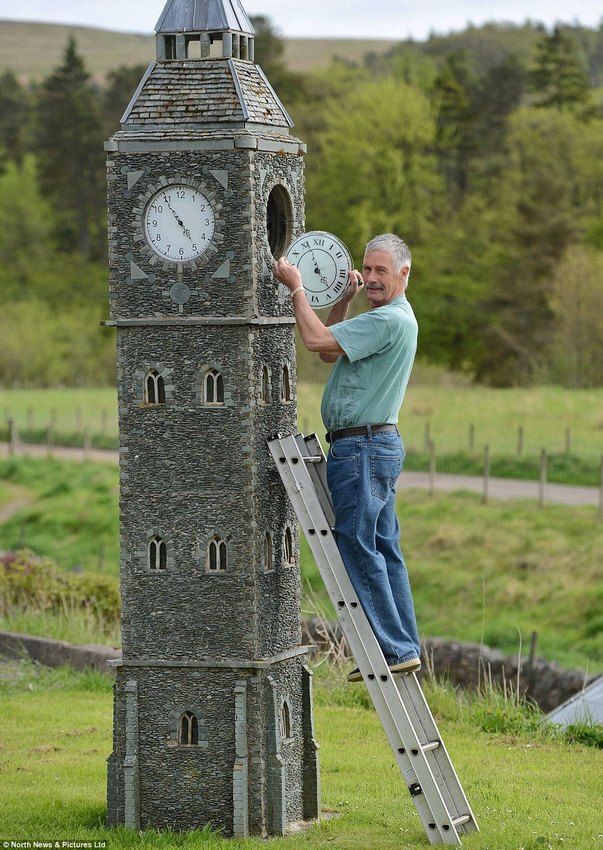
268, 432, 479, 846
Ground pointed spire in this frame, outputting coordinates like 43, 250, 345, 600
155, 0, 255, 61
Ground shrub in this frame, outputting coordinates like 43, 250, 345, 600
0, 549, 120, 623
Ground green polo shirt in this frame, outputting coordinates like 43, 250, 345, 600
320, 294, 418, 432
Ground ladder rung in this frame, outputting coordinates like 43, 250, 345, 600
410, 740, 440, 756
451, 815, 472, 827
303, 455, 324, 464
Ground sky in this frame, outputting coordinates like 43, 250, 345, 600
0, 0, 601, 40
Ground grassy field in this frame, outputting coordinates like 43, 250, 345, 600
0, 661, 601, 850
2, 379, 603, 460
0, 20, 396, 82
1, 454, 601, 671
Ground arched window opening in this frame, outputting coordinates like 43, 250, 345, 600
178, 711, 199, 746
205, 369, 225, 405
145, 370, 166, 405
283, 527, 294, 565
280, 700, 292, 740
281, 365, 291, 402
208, 537, 228, 572
264, 531, 274, 572
149, 536, 167, 571
261, 366, 270, 404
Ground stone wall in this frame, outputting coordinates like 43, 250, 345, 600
2, 626, 597, 715
301, 619, 597, 714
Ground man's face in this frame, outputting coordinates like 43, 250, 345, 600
362, 250, 409, 308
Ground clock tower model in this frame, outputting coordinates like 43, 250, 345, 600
104, 0, 319, 837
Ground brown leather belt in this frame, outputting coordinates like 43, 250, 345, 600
326, 424, 398, 443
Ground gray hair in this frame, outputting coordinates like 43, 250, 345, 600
364, 233, 411, 275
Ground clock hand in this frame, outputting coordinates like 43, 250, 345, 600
163, 194, 194, 242
309, 248, 330, 287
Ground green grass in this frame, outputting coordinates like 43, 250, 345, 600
0, 387, 118, 438
1, 455, 602, 670
304, 488, 603, 672
0, 456, 119, 573
0, 661, 602, 850
2, 381, 603, 484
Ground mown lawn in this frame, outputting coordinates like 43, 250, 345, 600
0, 662, 601, 850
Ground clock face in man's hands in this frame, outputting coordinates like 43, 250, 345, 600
285, 231, 353, 309
144, 184, 215, 263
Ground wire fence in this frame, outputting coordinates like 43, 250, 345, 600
2, 412, 603, 520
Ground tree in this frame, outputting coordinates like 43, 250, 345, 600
250, 15, 304, 108
0, 71, 30, 172
473, 107, 589, 385
32, 37, 106, 259
305, 76, 442, 255
530, 26, 592, 112
547, 246, 603, 387
102, 64, 149, 137
432, 51, 475, 203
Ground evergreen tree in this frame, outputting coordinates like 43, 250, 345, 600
432, 51, 475, 203
530, 26, 592, 112
102, 64, 148, 137
32, 37, 106, 258
250, 16, 304, 108
0, 71, 30, 171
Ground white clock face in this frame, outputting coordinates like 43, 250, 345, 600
144, 184, 215, 262
285, 231, 353, 309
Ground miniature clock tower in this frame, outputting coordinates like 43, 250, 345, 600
104, 0, 319, 836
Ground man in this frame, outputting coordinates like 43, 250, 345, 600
273, 233, 421, 682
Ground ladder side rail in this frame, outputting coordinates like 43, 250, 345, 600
295, 432, 476, 828
299, 434, 335, 527
297, 432, 473, 826
397, 676, 479, 835
281, 434, 478, 840
270, 436, 464, 845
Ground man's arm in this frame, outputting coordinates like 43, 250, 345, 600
273, 258, 362, 358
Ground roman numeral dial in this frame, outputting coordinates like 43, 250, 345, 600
284, 230, 353, 310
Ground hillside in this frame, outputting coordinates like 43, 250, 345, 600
0, 20, 397, 81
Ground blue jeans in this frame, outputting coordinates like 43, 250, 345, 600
326, 430, 420, 665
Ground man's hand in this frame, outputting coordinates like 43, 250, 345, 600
342, 269, 364, 304
273, 258, 303, 293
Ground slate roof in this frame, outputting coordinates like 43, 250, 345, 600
122, 59, 293, 129
156, 0, 254, 34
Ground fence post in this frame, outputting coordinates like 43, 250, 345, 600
428, 440, 436, 497
527, 631, 539, 694
47, 424, 54, 458
468, 423, 475, 453
8, 418, 16, 456
83, 427, 91, 462
482, 444, 491, 504
424, 421, 431, 453
517, 425, 524, 456
538, 449, 547, 508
